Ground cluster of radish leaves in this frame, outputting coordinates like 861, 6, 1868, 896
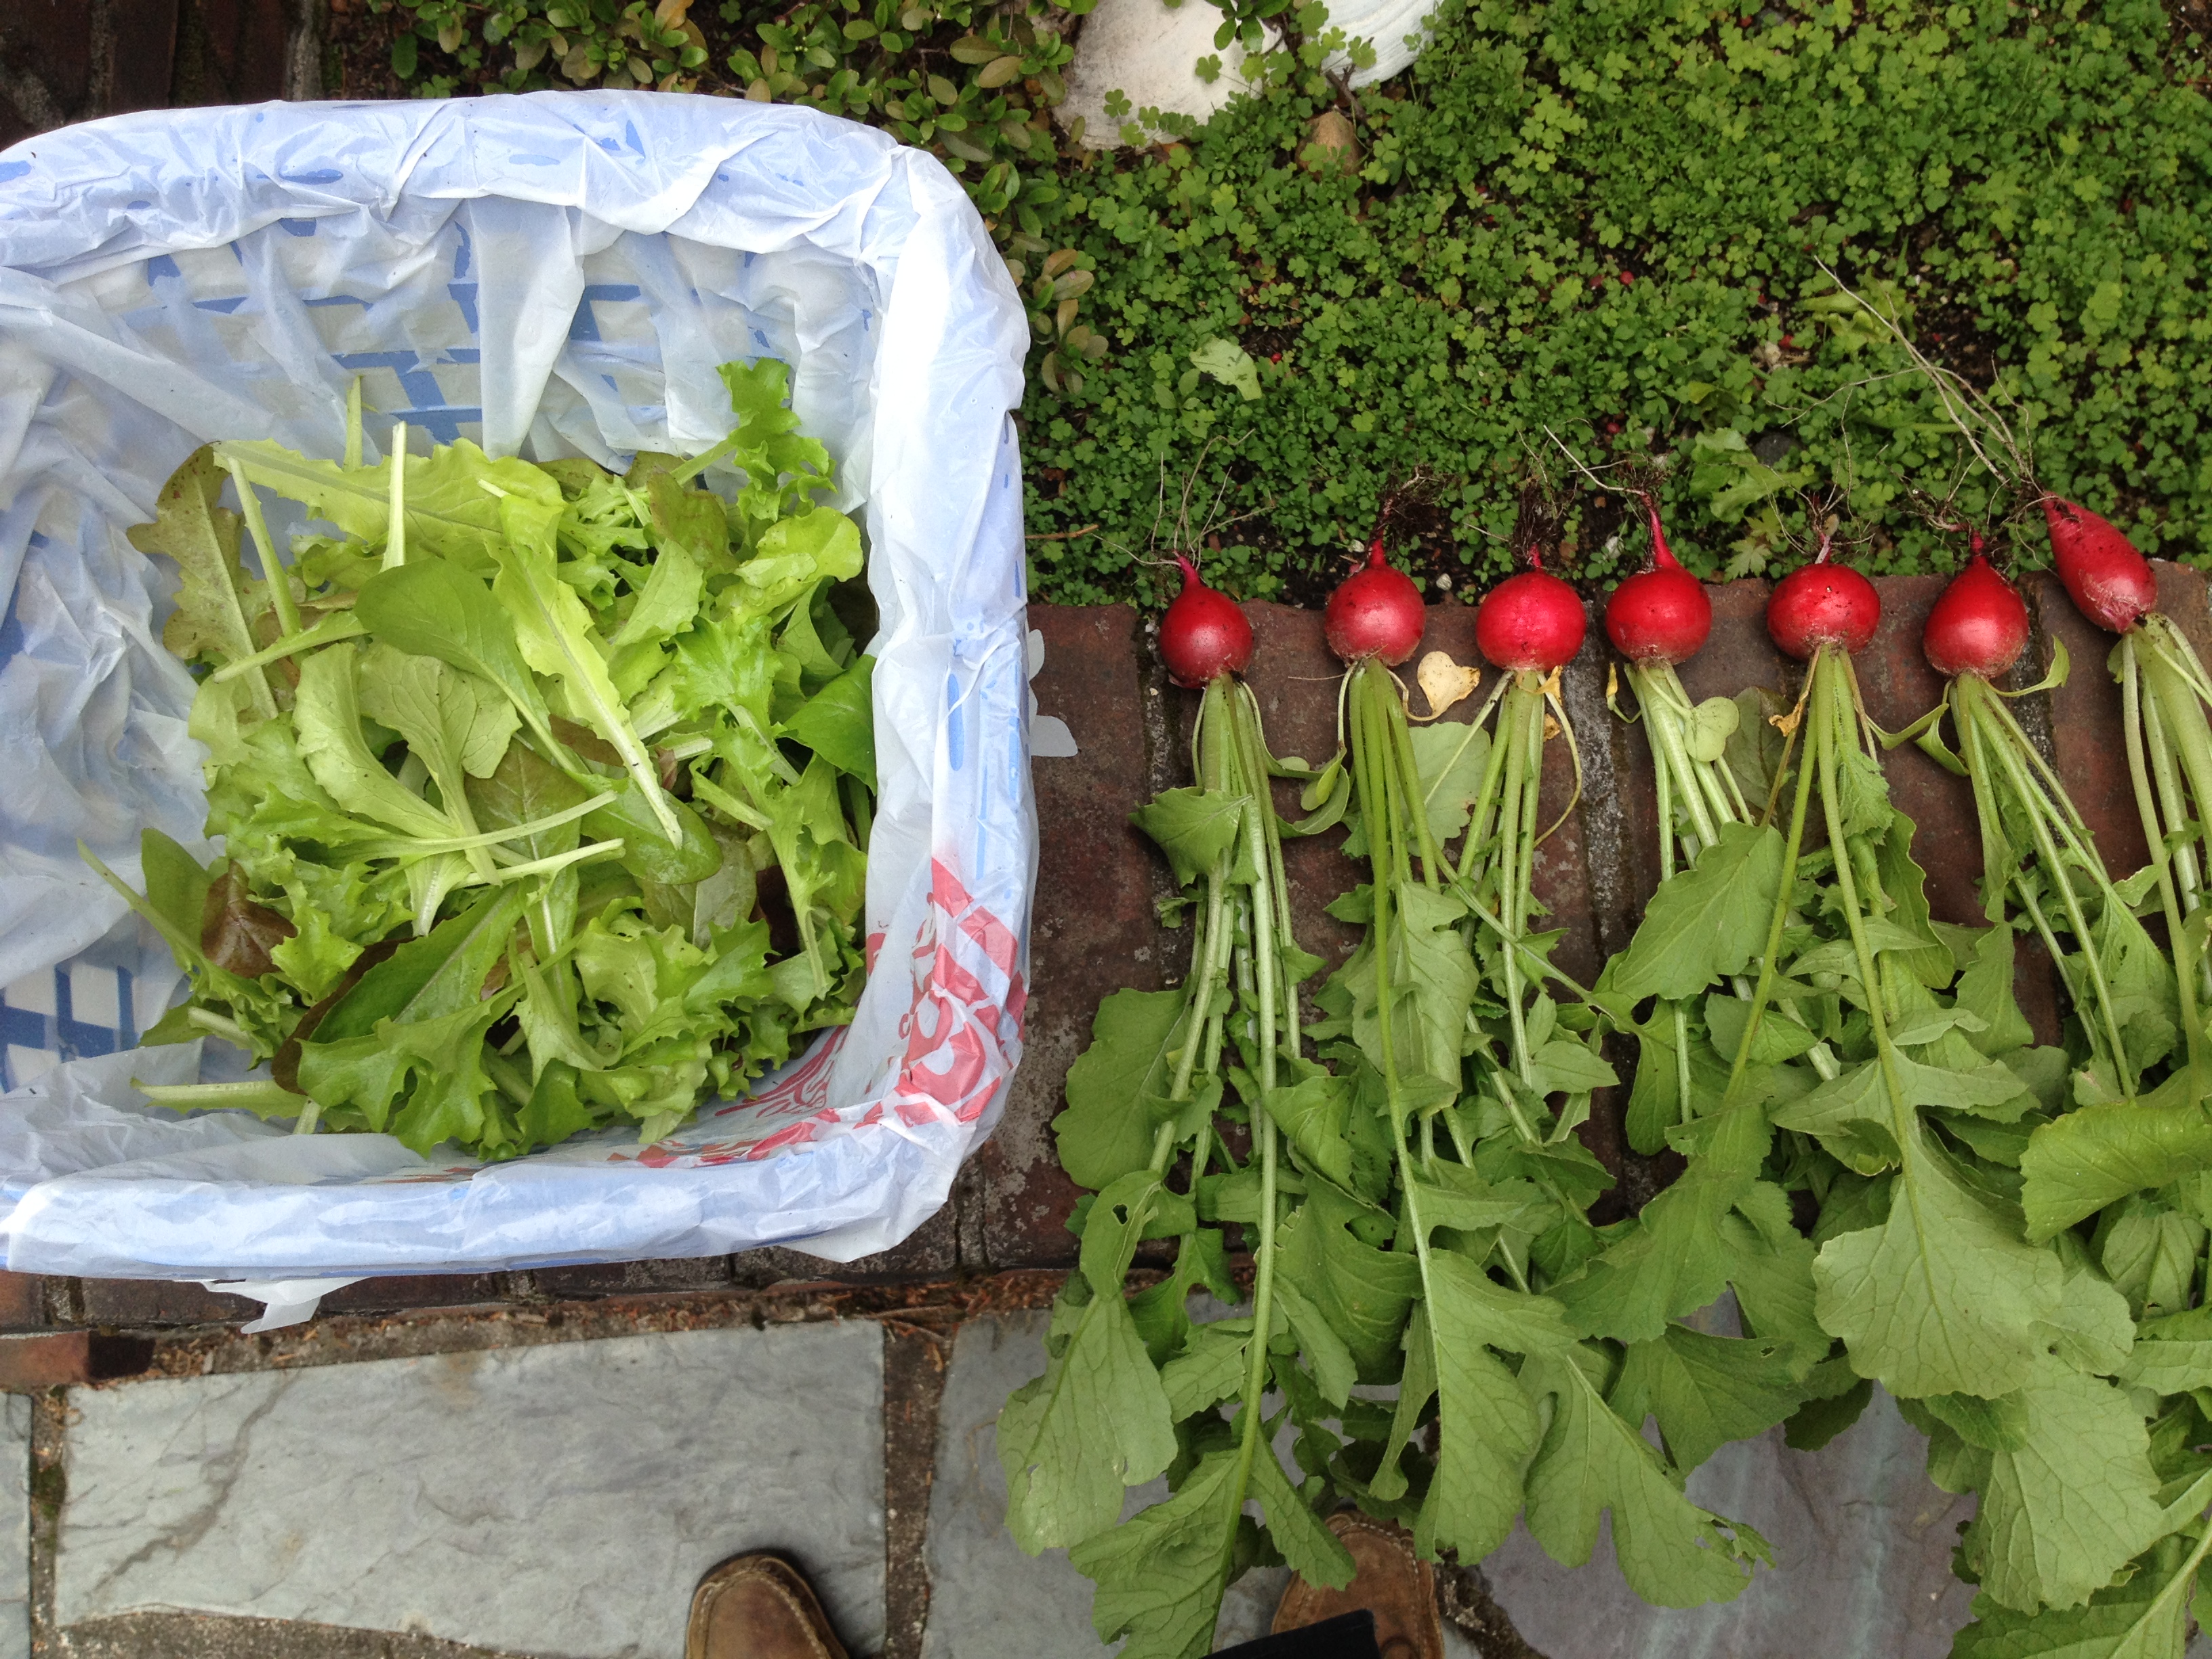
1588, 539, 2212, 1650
1012, 507, 2212, 1655
1000, 657, 1361, 1657
1003, 554, 1780, 1658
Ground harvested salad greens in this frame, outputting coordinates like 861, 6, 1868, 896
89, 361, 877, 1160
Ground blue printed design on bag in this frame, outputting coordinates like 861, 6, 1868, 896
567, 284, 645, 343
333, 348, 483, 444
0, 965, 138, 1090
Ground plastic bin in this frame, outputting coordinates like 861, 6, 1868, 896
0, 92, 1035, 1324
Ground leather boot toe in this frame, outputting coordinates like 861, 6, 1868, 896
685, 1553, 849, 1659
1271, 1511, 1445, 1659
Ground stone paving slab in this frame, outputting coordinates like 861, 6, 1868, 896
1482, 1389, 1974, 1658
923, 1311, 1993, 1659
923, 1312, 1479, 1658
56, 1324, 884, 1659
0, 1395, 24, 1659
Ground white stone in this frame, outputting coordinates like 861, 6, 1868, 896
58, 1324, 885, 1659
1481, 1387, 1976, 1658
1057, 0, 1433, 150
924, 1311, 1103, 1658
0, 1395, 28, 1659
1057, 0, 1269, 148
1322, 0, 1435, 86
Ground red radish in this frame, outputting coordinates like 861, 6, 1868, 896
1923, 537, 2030, 679
1605, 498, 1711, 664
2045, 497, 2157, 635
1326, 542, 1425, 665
1767, 534, 1880, 660
1477, 548, 1588, 672
1158, 554, 1254, 689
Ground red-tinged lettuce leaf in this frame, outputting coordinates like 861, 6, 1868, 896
200, 864, 296, 979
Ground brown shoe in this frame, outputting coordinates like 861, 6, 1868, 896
686, 1553, 850, 1659
1272, 1512, 1444, 1659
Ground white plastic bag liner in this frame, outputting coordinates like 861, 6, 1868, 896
0, 93, 1037, 1288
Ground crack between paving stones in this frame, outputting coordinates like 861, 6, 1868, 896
31, 1391, 65, 1659
880, 1324, 949, 1659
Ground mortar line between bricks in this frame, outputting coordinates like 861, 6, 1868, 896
83, 0, 117, 119
1134, 612, 1188, 1019
2012, 596, 2064, 773
64, 1273, 1085, 1387
284, 0, 331, 101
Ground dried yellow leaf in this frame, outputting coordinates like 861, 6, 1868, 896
1416, 651, 1479, 718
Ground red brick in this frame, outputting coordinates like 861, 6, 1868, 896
76, 1279, 260, 1328
2040, 571, 2145, 877
1237, 601, 1365, 975
977, 606, 1162, 1269
0, 1, 95, 147
316, 1273, 512, 1315
736, 1200, 960, 1286
113, 0, 184, 112
0, 0, 182, 150
0, 1331, 152, 1391
173, 0, 289, 105
0, 1274, 46, 1333
1847, 574, 1981, 924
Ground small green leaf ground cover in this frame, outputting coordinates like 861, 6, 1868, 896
358, 0, 2212, 603
1017, 0, 2212, 602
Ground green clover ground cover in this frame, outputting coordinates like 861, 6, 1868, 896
365, 0, 2212, 605
1025, 0, 2212, 603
